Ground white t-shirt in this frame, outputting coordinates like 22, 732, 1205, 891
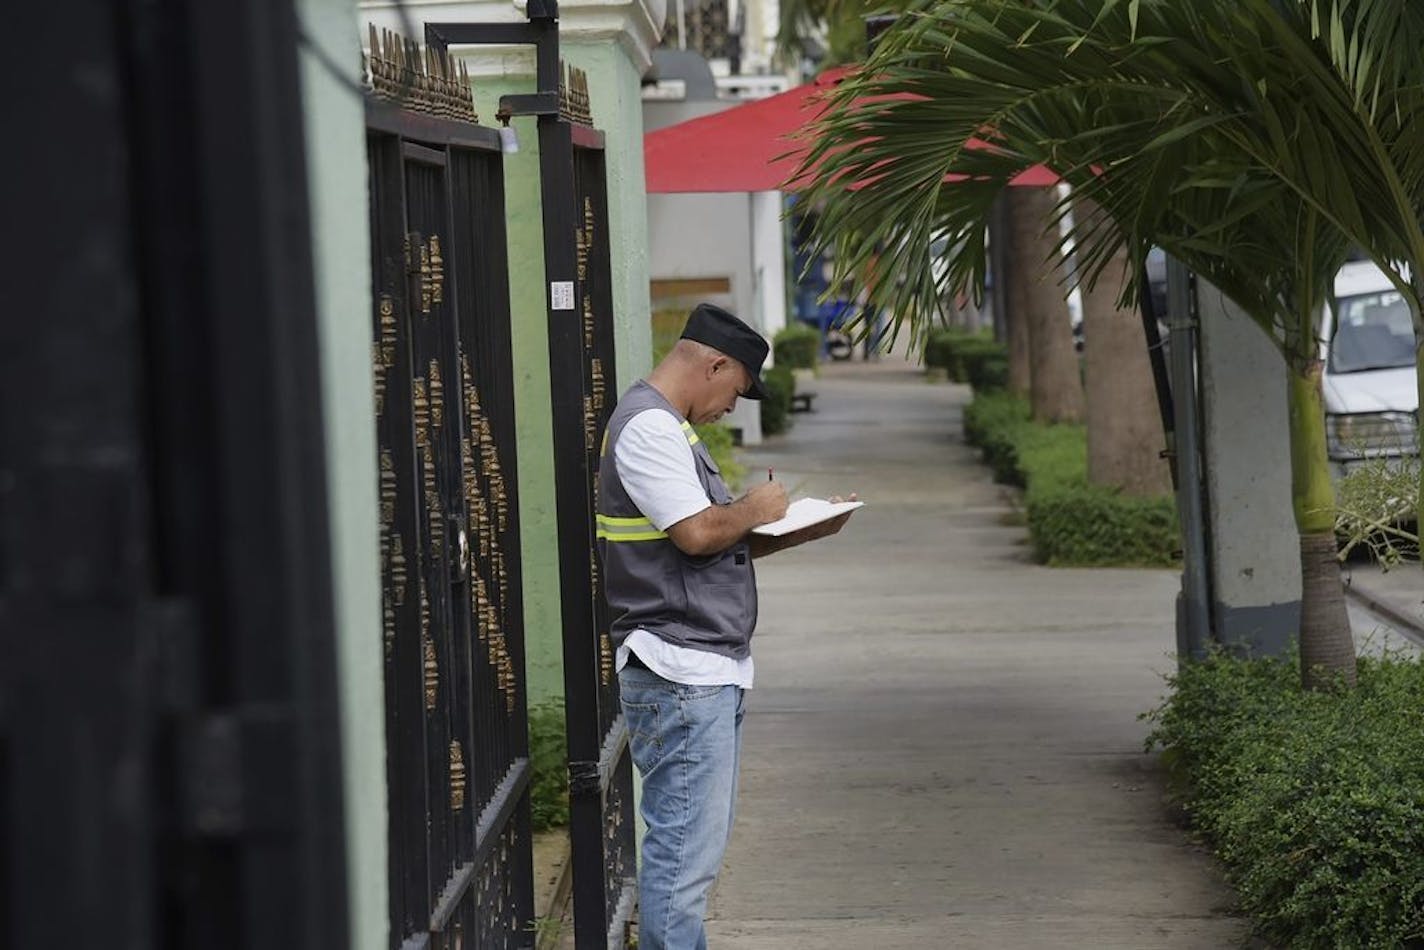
612, 408, 755, 689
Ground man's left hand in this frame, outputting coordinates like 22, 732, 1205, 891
748, 492, 858, 558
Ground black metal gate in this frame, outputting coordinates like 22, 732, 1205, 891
424, 15, 638, 946
365, 34, 534, 950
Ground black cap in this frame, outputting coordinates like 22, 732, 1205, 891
679, 303, 771, 400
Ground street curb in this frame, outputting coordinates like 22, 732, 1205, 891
1344, 582, 1424, 646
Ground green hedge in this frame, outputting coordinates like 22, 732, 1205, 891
528, 699, 569, 831
694, 421, 746, 490
924, 329, 1007, 390
963, 392, 1178, 566
773, 323, 820, 370
965, 347, 1009, 392
761, 364, 795, 436
1146, 652, 1424, 948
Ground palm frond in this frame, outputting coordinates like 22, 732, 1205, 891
793, 0, 1353, 355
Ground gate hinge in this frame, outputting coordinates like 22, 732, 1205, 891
568, 759, 601, 797
174, 705, 298, 838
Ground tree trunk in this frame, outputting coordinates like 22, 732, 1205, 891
1008, 187, 1083, 422
1411, 275, 1424, 538
1000, 192, 1032, 396
1287, 359, 1357, 688
1076, 202, 1172, 496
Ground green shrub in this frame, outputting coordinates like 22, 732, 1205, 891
1027, 484, 1178, 566
773, 323, 820, 370
961, 340, 1009, 392
923, 329, 967, 376
923, 330, 1006, 389
528, 699, 569, 831
963, 392, 1178, 566
1145, 652, 1424, 948
760, 365, 795, 436
962, 392, 1032, 483
693, 421, 746, 490
651, 308, 690, 364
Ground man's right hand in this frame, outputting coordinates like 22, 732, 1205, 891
743, 480, 789, 524
665, 480, 788, 557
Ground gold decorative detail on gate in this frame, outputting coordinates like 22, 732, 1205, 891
558, 61, 593, 126
576, 223, 588, 284
428, 235, 444, 305
390, 532, 408, 606
499, 651, 516, 712
413, 377, 430, 448
591, 358, 606, 412
419, 241, 433, 313
372, 339, 386, 418
365, 25, 478, 123
600, 632, 613, 688
449, 740, 467, 811
373, 295, 398, 418
383, 591, 395, 660
583, 395, 596, 450
473, 576, 490, 645
379, 449, 397, 528
428, 360, 444, 434
422, 583, 438, 709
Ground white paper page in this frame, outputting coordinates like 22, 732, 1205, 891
752, 497, 864, 537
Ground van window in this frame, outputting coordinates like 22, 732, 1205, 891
1330, 291, 1416, 373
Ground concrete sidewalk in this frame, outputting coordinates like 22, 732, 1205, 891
710, 358, 1247, 948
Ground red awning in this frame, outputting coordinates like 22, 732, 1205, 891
644, 67, 1058, 194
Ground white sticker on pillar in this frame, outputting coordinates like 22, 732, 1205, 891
551, 281, 575, 311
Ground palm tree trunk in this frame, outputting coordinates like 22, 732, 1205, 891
1412, 340, 1424, 538
1288, 359, 1357, 688
1076, 201, 1172, 496
1008, 187, 1083, 423
1002, 191, 1033, 397
1411, 276, 1424, 537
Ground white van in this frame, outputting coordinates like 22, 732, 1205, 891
1322, 261, 1420, 480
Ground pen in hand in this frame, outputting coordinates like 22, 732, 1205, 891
768, 467, 774, 482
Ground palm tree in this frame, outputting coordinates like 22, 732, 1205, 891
1241, 0, 1424, 535
793, 0, 1364, 686
1007, 186, 1083, 421
1076, 199, 1172, 497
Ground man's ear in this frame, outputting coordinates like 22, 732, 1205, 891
708, 354, 730, 379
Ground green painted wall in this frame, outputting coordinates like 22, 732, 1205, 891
468, 74, 566, 707
296, 1, 388, 947
566, 41, 656, 392
466, 42, 655, 707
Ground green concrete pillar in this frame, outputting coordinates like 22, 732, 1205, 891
298, 1, 388, 947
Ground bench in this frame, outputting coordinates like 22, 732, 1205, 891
790, 391, 817, 413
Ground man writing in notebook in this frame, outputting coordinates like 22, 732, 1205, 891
596, 303, 854, 949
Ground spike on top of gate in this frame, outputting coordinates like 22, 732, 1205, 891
364, 24, 478, 124
558, 61, 594, 127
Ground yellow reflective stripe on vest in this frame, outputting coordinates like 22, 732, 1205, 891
596, 513, 668, 542
680, 421, 700, 446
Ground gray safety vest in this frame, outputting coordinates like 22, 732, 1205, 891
597, 380, 757, 659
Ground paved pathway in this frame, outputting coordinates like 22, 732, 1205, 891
708, 357, 1249, 948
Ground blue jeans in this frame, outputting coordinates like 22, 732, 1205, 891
619, 666, 746, 950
